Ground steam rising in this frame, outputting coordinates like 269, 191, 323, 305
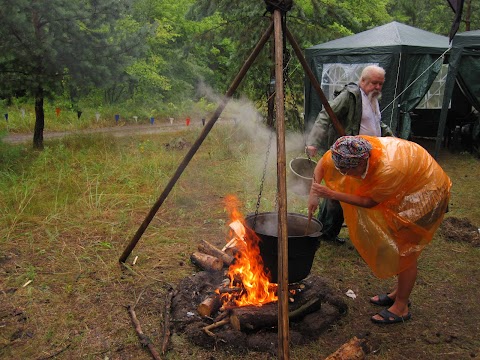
196, 82, 314, 208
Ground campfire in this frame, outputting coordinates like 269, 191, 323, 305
217, 195, 278, 307
170, 195, 348, 354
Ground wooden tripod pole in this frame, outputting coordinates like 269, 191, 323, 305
285, 27, 346, 136
119, 21, 274, 264
273, 9, 290, 360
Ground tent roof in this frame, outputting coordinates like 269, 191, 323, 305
308, 21, 449, 53
452, 30, 480, 48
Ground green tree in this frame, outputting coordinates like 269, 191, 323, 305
387, 0, 478, 36
185, 0, 391, 129
0, 0, 147, 149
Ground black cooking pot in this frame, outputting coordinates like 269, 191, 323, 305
244, 212, 322, 283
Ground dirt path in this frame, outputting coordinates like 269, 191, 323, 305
3, 119, 234, 144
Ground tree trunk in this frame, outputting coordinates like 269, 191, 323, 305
33, 88, 45, 150
465, 0, 471, 31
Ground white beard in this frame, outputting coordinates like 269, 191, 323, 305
368, 91, 382, 102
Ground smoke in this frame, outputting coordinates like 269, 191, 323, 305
196, 81, 314, 206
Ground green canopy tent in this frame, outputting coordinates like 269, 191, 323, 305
304, 21, 450, 140
435, 30, 480, 158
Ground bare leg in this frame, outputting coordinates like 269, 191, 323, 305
372, 259, 417, 321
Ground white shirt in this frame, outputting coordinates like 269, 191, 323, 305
359, 89, 381, 137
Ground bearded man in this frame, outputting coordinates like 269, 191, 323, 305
305, 65, 394, 244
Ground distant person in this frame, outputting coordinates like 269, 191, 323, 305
306, 65, 394, 244
308, 135, 451, 324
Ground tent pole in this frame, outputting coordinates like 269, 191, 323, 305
273, 9, 290, 360
435, 50, 462, 159
119, 21, 274, 264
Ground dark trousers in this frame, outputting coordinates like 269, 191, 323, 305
318, 198, 344, 240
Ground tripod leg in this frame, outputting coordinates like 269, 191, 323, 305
273, 9, 290, 360
285, 26, 345, 136
119, 21, 274, 264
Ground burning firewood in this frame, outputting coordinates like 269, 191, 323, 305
197, 294, 222, 317
190, 252, 223, 272
221, 237, 238, 252
197, 239, 234, 266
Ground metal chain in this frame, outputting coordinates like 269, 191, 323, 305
253, 129, 275, 230
253, 12, 289, 227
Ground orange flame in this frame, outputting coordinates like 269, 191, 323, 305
222, 195, 277, 306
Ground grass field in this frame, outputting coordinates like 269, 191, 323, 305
1, 118, 479, 359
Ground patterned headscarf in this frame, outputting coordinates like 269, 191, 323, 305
331, 136, 372, 169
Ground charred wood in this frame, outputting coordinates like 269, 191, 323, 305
230, 293, 321, 331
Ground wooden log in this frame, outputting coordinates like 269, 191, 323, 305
190, 252, 223, 272
229, 295, 321, 331
197, 294, 222, 317
202, 318, 230, 337
198, 239, 234, 266
323, 336, 370, 360
230, 303, 278, 331
127, 305, 161, 360
162, 288, 174, 355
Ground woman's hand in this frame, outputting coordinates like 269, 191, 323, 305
311, 183, 379, 209
311, 183, 335, 199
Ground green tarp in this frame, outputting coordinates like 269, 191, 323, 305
435, 30, 480, 157
304, 21, 450, 139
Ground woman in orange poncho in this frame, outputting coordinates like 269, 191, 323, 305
308, 135, 451, 324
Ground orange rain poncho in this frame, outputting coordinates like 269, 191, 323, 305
319, 136, 452, 278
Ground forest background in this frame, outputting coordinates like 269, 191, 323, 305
0, 0, 479, 148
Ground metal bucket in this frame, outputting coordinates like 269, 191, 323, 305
288, 157, 316, 196
244, 212, 322, 283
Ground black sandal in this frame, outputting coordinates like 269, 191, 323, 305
370, 294, 394, 306
370, 294, 411, 307
371, 308, 412, 324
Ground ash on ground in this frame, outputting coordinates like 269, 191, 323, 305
170, 271, 347, 355
440, 216, 480, 247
